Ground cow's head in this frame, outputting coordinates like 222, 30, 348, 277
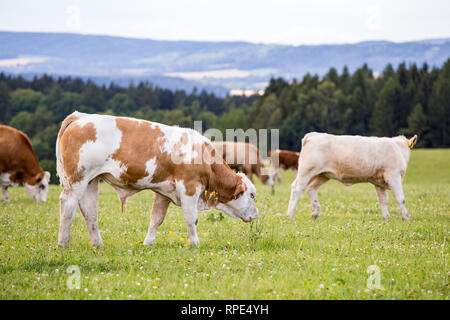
261, 171, 275, 186
215, 173, 259, 222
25, 171, 51, 202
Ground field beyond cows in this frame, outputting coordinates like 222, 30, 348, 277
0, 149, 448, 300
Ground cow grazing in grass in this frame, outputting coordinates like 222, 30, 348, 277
268, 149, 300, 184
213, 141, 274, 186
0, 125, 50, 202
56, 112, 258, 247
287, 132, 418, 220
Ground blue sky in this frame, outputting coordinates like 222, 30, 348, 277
1, 0, 449, 45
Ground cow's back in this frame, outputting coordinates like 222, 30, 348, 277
301, 133, 407, 178
215, 141, 260, 167
272, 150, 299, 169
0, 125, 39, 174
57, 112, 215, 188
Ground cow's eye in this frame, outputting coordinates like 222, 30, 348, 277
250, 193, 255, 199
39, 184, 45, 190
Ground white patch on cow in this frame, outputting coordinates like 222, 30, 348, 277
265, 171, 275, 186
155, 123, 211, 164
135, 157, 157, 187
24, 183, 41, 201
0, 173, 16, 187
176, 180, 201, 247
105, 159, 128, 180
75, 114, 126, 181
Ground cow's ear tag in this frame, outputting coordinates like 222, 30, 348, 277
408, 135, 417, 148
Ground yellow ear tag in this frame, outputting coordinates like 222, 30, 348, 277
408, 141, 413, 148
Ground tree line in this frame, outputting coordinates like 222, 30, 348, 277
0, 59, 449, 183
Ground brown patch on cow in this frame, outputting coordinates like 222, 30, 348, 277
213, 141, 270, 184
59, 121, 97, 184
207, 160, 246, 203
0, 125, 44, 185
270, 150, 299, 170
112, 118, 166, 184
58, 113, 80, 139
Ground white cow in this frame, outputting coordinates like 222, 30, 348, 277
287, 132, 417, 220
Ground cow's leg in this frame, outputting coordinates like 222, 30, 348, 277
180, 191, 201, 248
386, 175, 409, 220
2, 186, 9, 202
58, 187, 84, 247
245, 166, 254, 183
287, 170, 316, 217
374, 186, 390, 220
306, 175, 329, 220
78, 178, 103, 246
143, 193, 170, 246
275, 168, 282, 184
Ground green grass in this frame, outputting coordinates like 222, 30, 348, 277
0, 149, 448, 300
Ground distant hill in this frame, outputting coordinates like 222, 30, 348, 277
1, 31, 449, 95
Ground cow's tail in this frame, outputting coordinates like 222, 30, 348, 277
56, 113, 79, 188
55, 132, 65, 188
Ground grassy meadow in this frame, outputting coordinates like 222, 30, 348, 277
0, 149, 448, 300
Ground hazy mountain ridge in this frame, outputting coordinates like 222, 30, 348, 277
1, 31, 449, 95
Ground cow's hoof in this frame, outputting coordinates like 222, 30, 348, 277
402, 215, 410, 221
2, 199, 10, 203
383, 215, 391, 220
190, 238, 200, 248
143, 238, 155, 246
311, 214, 319, 221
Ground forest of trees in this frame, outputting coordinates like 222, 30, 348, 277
0, 59, 449, 183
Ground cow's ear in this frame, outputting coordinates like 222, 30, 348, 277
408, 135, 418, 148
232, 182, 246, 200
43, 171, 51, 183
35, 172, 45, 184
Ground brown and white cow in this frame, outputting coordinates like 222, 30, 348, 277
212, 141, 274, 186
56, 112, 258, 247
268, 149, 300, 184
0, 125, 50, 202
287, 132, 417, 220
